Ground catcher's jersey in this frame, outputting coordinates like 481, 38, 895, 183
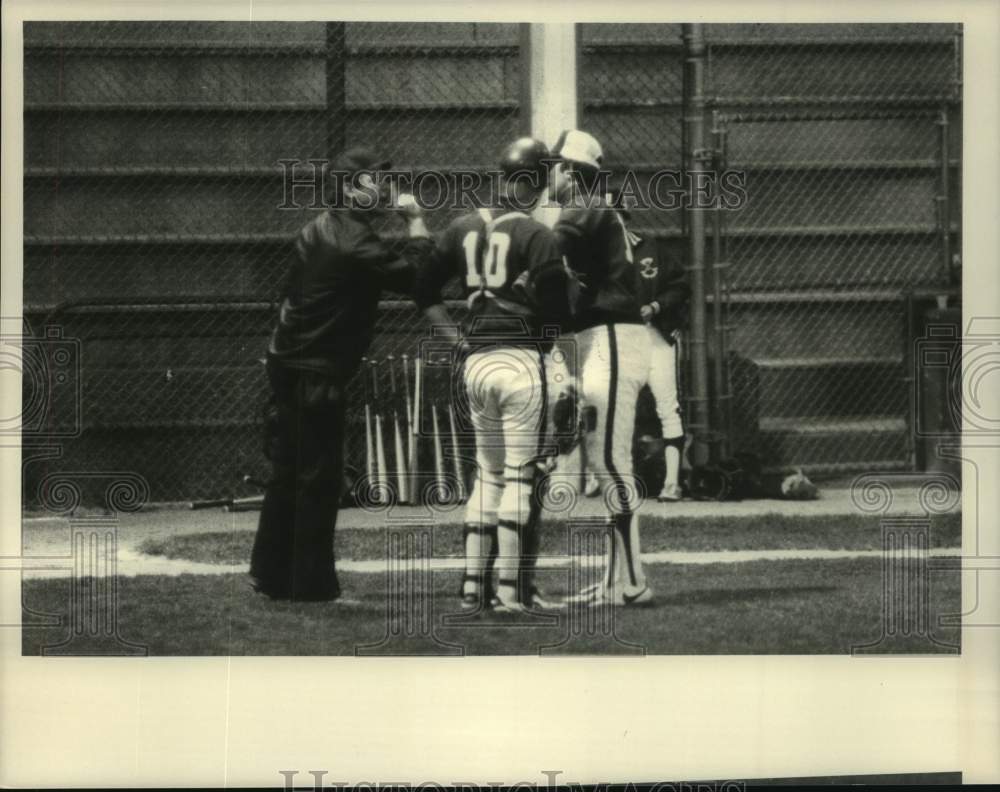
553, 196, 643, 331
414, 206, 568, 340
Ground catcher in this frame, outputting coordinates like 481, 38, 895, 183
412, 137, 574, 612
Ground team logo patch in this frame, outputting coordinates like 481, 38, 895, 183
639, 257, 658, 279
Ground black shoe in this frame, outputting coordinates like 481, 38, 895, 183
249, 575, 341, 602
249, 575, 290, 600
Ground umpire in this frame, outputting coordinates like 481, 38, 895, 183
250, 147, 432, 602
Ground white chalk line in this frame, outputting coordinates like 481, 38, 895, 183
21, 546, 963, 580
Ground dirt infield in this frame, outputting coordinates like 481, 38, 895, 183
19, 485, 962, 579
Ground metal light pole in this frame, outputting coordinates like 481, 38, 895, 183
682, 24, 712, 466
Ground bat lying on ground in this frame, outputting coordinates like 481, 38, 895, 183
189, 470, 360, 511
224, 495, 265, 513
189, 475, 265, 510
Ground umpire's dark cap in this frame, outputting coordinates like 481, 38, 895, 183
331, 147, 391, 177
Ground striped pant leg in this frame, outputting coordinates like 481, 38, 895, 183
579, 324, 651, 591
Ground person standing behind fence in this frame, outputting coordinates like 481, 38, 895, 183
250, 147, 432, 602
610, 185, 690, 502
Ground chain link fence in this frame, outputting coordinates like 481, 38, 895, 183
703, 24, 962, 473
21, 21, 962, 505
22, 21, 521, 504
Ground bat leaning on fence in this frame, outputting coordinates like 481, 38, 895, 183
409, 354, 422, 504
447, 400, 465, 502
431, 403, 446, 503
401, 353, 414, 503
388, 355, 408, 504
362, 355, 375, 492
370, 357, 389, 505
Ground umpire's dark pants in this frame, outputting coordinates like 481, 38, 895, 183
250, 361, 345, 601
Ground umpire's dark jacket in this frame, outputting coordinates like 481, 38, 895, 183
631, 228, 690, 340
268, 207, 434, 379
250, 206, 432, 602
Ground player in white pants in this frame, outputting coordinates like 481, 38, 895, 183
461, 345, 550, 609
549, 130, 654, 606
617, 185, 690, 502
642, 323, 685, 500
575, 323, 652, 600
413, 137, 573, 611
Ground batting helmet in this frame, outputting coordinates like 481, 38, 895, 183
499, 137, 552, 183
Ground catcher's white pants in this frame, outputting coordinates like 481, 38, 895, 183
462, 346, 547, 529
646, 325, 684, 440
577, 323, 651, 591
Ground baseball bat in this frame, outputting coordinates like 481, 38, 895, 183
410, 354, 422, 503
190, 474, 266, 509
190, 497, 230, 510
401, 354, 413, 473
388, 355, 408, 504
447, 400, 464, 503
371, 358, 388, 504
362, 355, 375, 489
224, 495, 265, 513
431, 403, 446, 503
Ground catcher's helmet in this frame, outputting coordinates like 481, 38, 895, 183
499, 137, 552, 183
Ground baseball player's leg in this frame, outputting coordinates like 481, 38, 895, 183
518, 345, 576, 609
647, 326, 685, 499
494, 348, 547, 608
575, 327, 620, 590
461, 353, 504, 605
604, 324, 651, 594
576, 324, 651, 601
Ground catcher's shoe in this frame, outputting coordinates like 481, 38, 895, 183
459, 591, 481, 610
459, 591, 498, 611
657, 483, 683, 503
459, 579, 495, 611
492, 597, 529, 614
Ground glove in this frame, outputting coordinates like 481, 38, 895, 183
781, 468, 818, 500
551, 385, 580, 455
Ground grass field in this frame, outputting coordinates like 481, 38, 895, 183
21, 513, 962, 656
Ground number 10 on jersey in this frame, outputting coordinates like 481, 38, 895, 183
463, 231, 510, 289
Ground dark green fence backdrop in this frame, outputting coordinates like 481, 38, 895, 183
21, 22, 961, 504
